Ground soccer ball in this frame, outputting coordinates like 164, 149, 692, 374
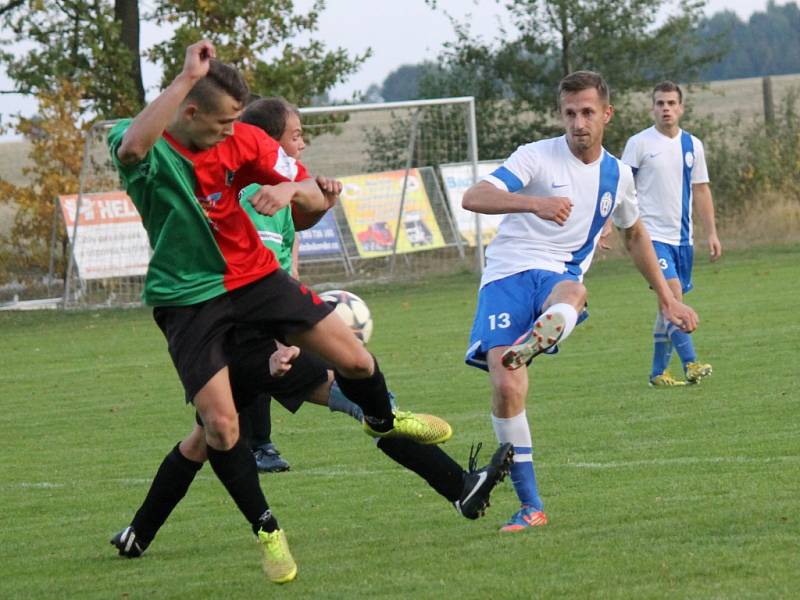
318, 289, 373, 344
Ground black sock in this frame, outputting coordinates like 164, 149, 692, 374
238, 393, 270, 449
206, 438, 278, 534
131, 443, 203, 544
334, 355, 393, 430
377, 437, 465, 502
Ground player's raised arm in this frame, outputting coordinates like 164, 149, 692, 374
117, 41, 215, 164
622, 219, 698, 332
463, 181, 572, 226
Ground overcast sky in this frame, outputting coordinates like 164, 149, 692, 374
0, 0, 775, 140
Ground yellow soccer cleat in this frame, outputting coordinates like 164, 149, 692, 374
363, 410, 453, 445
686, 361, 713, 384
258, 528, 297, 584
649, 370, 687, 387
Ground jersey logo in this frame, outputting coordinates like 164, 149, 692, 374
648, 152, 661, 158
551, 182, 568, 189
225, 169, 236, 187
684, 151, 694, 168
599, 191, 613, 217
197, 192, 222, 206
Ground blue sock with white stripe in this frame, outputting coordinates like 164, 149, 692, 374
651, 312, 673, 378
491, 411, 543, 510
666, 322, 697, 371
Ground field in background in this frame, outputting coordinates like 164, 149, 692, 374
1, 245, 798, 599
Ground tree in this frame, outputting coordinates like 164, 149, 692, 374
0, 0, 144, 118
418, 0, 722, 158
380, 63, 440, 101
0, 1, 146, 283
115, 0, 145, 107
0, 80, 88, 279
147, 0, 369, 108
697, 2, 800, 81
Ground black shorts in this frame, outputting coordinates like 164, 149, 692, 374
153, 269, 333, 403
227, 331, 330, 414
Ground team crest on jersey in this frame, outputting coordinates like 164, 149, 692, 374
599, 191, 613, 217
684, 151, 694, 168
225, 169, 236, 187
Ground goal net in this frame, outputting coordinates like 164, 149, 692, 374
62, 97, 483, 308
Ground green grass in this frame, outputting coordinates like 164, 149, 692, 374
1, 244, 798, 599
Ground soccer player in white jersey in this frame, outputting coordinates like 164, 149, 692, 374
462, 71, 700, 532
622, 81, 720, 387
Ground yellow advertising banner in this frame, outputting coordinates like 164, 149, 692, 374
338, 169, 446, 257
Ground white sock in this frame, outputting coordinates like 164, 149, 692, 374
491, 410, 532, 448
541, 302, 578, 343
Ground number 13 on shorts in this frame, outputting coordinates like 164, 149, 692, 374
489, 312, 511, 330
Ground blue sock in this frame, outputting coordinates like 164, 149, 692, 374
327, 381, 364, 422
509, 447, 543, 510
651, 313, 673, 378
667, 323, 697, 371
491, 412, 543, 510
651, 336, 673, 378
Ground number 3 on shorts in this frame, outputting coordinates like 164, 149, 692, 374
488, 312, 511, 330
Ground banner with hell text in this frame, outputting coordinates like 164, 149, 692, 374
59, 192, 150, 280
338, 169, 445, 258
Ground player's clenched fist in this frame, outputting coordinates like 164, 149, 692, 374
316, 175, 342, 209
182, 40, 215, 81
249, 183, 296, 216
533, 196, 573, 226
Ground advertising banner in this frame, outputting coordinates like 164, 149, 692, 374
59, 191, 150, 279
338, 169, 446, 257
297, 210, 343, 256
440, 161, 505, 247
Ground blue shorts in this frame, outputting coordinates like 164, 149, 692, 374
653, 241, 694, 294
465, 269, 584, 371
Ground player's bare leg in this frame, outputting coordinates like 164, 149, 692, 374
194, 369, 296, 583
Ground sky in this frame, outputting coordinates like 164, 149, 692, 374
0, 0, 775, 140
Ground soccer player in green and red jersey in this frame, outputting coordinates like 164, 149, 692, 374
108, 41, 453, 584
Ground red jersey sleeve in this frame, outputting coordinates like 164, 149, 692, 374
232, 122, 292, 187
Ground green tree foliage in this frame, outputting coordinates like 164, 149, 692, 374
705, 90, 800, 214
147, 0, 369, 107
697, 1, 800, 81
0, 1, 144, 283
0, 0, 144, 118
411, 0, 721, 161
380, 63, 441, 101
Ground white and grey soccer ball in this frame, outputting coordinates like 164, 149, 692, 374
318, 289, 373, 344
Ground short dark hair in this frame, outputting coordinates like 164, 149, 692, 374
239, 96, 300, 139
186, 59, 249, 112
558, 70, 610, 105
652, 81, 683, 104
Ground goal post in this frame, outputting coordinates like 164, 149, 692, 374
62, 97, 485, 308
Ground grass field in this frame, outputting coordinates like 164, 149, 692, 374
1, 245, 798, 599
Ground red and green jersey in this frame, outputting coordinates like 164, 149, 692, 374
108, 119, 309, 306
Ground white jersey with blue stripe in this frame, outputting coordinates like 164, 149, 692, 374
480, 136, 639, 288
622, 126, 709, 246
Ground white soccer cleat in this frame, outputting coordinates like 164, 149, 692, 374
501, 312, 566, 371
